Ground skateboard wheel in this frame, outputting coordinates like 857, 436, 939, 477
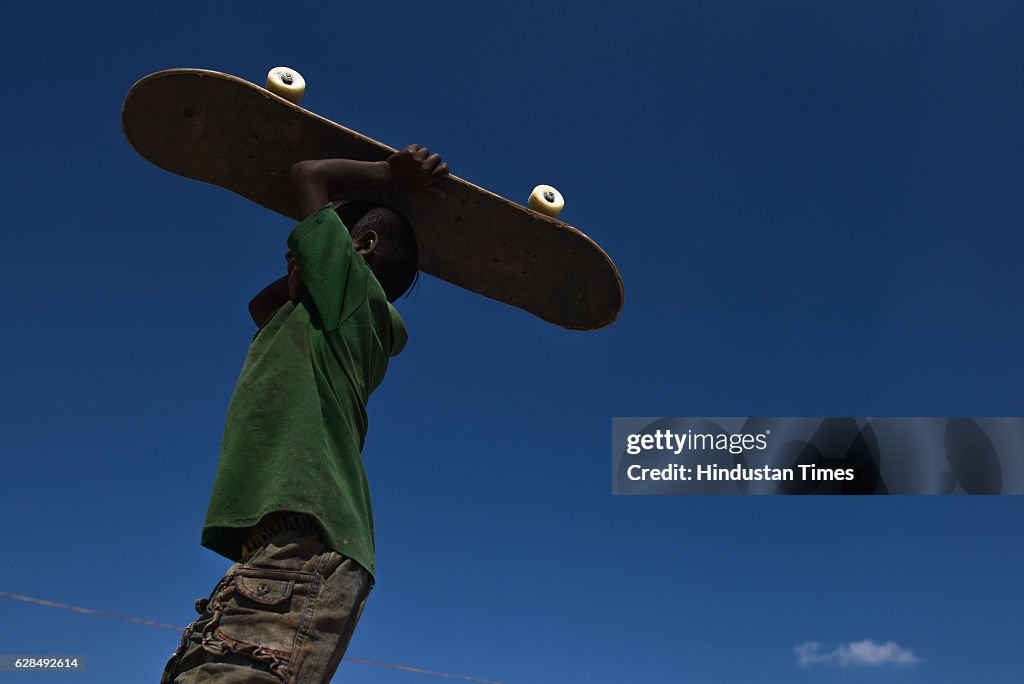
265, 67, 305, 105
528, 184, 564, 218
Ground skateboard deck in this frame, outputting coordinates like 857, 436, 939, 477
121, 69, 623, 330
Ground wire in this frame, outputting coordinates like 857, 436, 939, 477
0, 591, 505, 684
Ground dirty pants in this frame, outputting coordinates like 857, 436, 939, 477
161, 527, 371, 683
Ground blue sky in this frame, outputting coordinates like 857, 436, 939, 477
2, 1, 1023, 682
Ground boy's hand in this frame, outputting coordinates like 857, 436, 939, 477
386, 145, 449, 197
289, 146, 450, 218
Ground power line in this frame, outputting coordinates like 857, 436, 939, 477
0, 591, 505, 684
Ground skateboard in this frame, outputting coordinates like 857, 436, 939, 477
121, 68, 623, 330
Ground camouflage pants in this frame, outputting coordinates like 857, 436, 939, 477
161, 528, 372, 683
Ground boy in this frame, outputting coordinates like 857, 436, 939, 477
162, 144, 449, 683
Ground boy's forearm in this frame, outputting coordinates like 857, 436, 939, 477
249, 276, 290, 327
289, 159, 392, 218
289, 146, 449, 218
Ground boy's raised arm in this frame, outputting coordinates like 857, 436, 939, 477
289, 145, 449, 218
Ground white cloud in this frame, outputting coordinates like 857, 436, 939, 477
796, 640, 921, 668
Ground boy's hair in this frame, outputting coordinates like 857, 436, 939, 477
334, 202, 419, 302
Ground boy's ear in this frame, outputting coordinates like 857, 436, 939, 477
353, 230, 378, 255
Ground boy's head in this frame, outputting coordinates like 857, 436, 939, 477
334, 202, 419, 302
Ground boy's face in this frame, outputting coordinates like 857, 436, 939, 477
285, 250, 306, 300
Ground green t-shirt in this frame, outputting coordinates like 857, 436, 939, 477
202, 205, 407, 578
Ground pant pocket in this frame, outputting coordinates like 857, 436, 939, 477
203, 567, 321, 678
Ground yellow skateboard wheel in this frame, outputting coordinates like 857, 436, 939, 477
528, 185, 564, 218
266, 67, 305, 105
